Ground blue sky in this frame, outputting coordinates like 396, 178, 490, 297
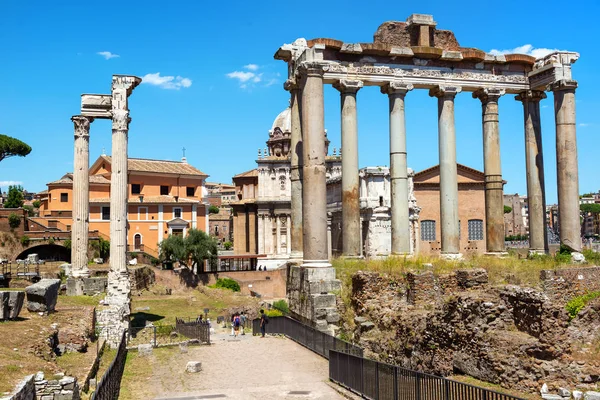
0, 0, 597, 204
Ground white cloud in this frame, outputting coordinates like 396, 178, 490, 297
244, 64, 259, 71
97, 51, 120, 60
0, 180, 23, 187
579, 123, 591, 127
227, 65, 279, 89
141, 73, 192, 90
265, 78, 279, 87
227, 71, 256, 83
489, 44, 564, 59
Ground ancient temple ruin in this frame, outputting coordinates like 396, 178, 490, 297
277, 13, 582, 330
70, 75, 142, 347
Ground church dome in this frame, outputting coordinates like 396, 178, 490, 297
270, 107, 291, 134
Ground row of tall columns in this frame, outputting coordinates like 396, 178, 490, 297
71, 116, 94, 280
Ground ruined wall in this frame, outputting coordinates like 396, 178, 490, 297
0, 375, 35, 400
541, 266, 600, 302
347, 268, 600, 394
129, 266, 156, 294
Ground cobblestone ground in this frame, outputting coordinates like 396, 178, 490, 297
148, 326, 347, 400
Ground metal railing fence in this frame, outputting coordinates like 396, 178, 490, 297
252, 316, 363, 359
329, 350, 525, 400
90, 330, 128, 400
175, 318, 211, 344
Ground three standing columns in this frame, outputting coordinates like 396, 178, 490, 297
473, 89, 506, 254
430, 86, 462, 257
382, 82, 413, 255
286, 80, 304, 260
71, 116, 94, 280
515, 91, 548, 254
299, 64, 330, 267
334, 79, 363, 257
552, 80, 581, 253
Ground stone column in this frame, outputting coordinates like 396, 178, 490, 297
286, 214, 292, 255
107, 75, 141, 303
70, 116, 93, 284
258, 214, 265, 254
429, 86, 462, 257
286, 80, 304, 260
300, 63, 329, 267
473, 88, 506, 254
276, 215, 281, 255
382, 82, 413, 255
334, 79, 363, 258
515, 91, 548, 254
552, 80, 582, 253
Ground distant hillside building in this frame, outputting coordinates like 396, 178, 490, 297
504, 194, 528, 237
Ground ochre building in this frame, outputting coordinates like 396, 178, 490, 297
37, 155, 209, 258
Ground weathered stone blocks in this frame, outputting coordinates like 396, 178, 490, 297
455, 268, 488, 288
185, 361, 202, 373
25, 279, 60, 313
0, 290, 25, 320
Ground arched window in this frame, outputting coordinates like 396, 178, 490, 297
421, 220, 436, 241
468, 219, 484, 240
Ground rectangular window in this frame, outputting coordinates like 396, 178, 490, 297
468, 219, 484, 240
421, 220, 436, 241
101, 206, 110, 221
160, 185, 169, 195
60, 193, 68, 202
186, 186, 195, 197
131, 184, 141, 195
138, 206, 148, 220
173, 207, 182, 219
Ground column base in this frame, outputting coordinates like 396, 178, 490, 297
440, 252, 463, 261
66, 278, 85, 296
71, 269, 91, 279
484, 252, 509, 258
301, 259, 332, 268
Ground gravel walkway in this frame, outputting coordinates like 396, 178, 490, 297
150, 327, 347, 400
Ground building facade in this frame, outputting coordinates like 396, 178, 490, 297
37, 155, 209, 258
504, 194, 528, 237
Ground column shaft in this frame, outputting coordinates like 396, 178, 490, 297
71, 116, 93, 279
516, 91, 548, 253
300, 64, 329, 266
286, 214, 291, 255
258, 215, 264, 254
335, 79, 363, 257
383, 83, 413, 254
276, 215, 281, 255
474, 89, 505, 253
287, 82, 303, 259
430, 86, 461, 255
553, 80, 581, 252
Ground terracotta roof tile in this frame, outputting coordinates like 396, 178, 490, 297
90, 196, 200, 204
101, 155, 207, 176
233, 168, 258, 178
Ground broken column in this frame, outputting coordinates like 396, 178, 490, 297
68, 115, 93, 295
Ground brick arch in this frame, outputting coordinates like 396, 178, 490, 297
14, 243, 70, 262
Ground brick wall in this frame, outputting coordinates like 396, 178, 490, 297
541, 266, 600, 302
0, 208, 27, 236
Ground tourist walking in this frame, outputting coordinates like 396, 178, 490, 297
240, 312, 247, 335
259, 309, 269, 338
233, 313, 241, 338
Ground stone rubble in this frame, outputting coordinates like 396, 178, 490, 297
185, 361, 202, 373
0, 290, 24, 320
25, 279, 60, 313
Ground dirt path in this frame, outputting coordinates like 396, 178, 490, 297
122, 326, 346, 400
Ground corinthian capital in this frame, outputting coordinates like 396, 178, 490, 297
111, 109, 131, 131
381, 82, 414, 95
515, 90, 547, 103
429, 85, 462, 99
550, 79, 578, 92
333, 79, 363, 94
71, 115, 94, 137
472, 88, 505, 103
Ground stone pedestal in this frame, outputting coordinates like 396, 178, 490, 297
95, 301, 130, 348
287, 264, 341, 334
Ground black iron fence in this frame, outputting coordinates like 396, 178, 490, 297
329, 350, 525, 400
90, 330, 128, 400
175, 318, 211, 344
252, 316, 363, 359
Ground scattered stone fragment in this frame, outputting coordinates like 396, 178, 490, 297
0, 290, 25, 320
185, 361, 202, 373
25, 279, 60, 312
573, 391, 583, 400
585, 391, 600, 400
558, 388, 571, 397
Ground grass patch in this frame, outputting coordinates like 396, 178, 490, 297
58, 295, 102, 307
566, 291, 600, 320
55, 349, 98, 383
118, 349, 160, 400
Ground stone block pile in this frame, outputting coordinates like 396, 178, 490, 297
34, 371, 79, 400
25, 279, 60, 313
0, 290, 24, 320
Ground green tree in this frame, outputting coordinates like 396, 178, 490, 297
4, 185, 24, 208
223, 241, 233, 250
158, 228, 218, 271
32, 200, 41, 208
504, 205, 512, 214
0, 134, 31, 163
98, 237, 110, 260
23, 205, 34, 217
208, 205, 220, 214
580, 203, 600, 214
8, 213, 20, 229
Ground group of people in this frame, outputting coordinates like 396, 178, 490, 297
257, 265, 268, 271
228, 310, 270, 338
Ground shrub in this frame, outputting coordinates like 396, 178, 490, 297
64, 239, 71, 249
272, 299, 289, 315
208, 205, 220, 214
223, 241, 233, 250
8, 213, 20, 229
566, 291, 600, 320
265, 309, 283, 318
20, 235, 30, 247
48, 238, 55, 245
211, 278, 240, 292
32, 200, 41, 208
23, 205, 34, 217
503, 205, 512, 214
